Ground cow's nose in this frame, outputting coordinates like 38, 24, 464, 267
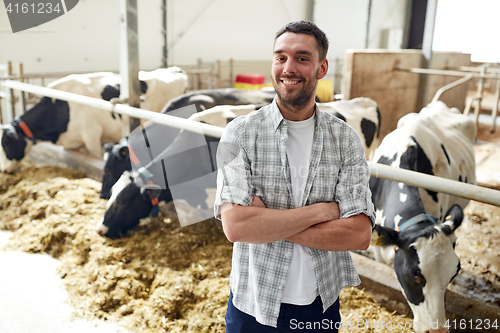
96, 222, 109, 236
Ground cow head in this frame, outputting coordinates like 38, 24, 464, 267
1, 97, 70, 173
100, 139, 131, 199
0, 124, 33, 173
96, 172, 168, 238
371, 204, 463, 333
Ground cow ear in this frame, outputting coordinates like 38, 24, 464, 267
140, 80, 148, 94
443, 204, 464, 232
103, 142, 115, 153
140, 184, 161, 200
370, 225, 400, 247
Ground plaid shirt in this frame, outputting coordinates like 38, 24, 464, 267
214, 99, 375, 327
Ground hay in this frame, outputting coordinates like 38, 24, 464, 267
0, 160, 415, 332
339, 287, 414, 332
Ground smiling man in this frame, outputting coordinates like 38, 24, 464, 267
214, 21, 375, 332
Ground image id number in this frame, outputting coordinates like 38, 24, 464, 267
445, 318, 498, 330
6, 2, 62, 14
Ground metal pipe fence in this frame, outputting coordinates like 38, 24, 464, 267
2, 79, 500, 208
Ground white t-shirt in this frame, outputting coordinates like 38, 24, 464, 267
281, 114, 319, 305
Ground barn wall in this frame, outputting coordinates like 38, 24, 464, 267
0, 0, 162, 73
343, 49, 422, 139
0, 0, 407, 74
343, 50, 471, 139
0, 0, 407, 118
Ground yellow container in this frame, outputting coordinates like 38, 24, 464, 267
234, 82, 265, 90
316, 80, 333, 102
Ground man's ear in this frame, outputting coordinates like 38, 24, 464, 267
318, 58, 329, 80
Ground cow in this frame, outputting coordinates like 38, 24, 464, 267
369, 101, 476, 333
99, 88, 276, 199
0, 72, 122, 173
99, 94, 380, 199
162, 87, 277, 113
318, 97, 380, 161
0, 68, 188, 174
96, 98, 382, 238
100, 66, 189, 114
99, 103, 199, 199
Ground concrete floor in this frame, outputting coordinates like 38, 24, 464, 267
0, 231, 133, 333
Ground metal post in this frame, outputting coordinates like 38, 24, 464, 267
0, 63, 7, 123
473, 65, 487, 124
431, 75, 473, 103
7, 61, 15, 122
216, 60, 221, 89
209, 67, 214, 89
334, 58, 342, 96
365, 0, 372, 49
416, 0, 438, 111
196, 58, 202, 90
119, 0, 141, 136
229, 58, 234, 87
162, 0, 167, 68
305, 0, 314, 22
402, 0, 413, 49
19, 63, 26, 114
491, 63, 499, 133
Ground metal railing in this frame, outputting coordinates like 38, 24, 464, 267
2, 80, 224, 139
397, 63, 500, 132
2, 79, 500, 208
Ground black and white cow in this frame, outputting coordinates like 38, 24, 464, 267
99, 94, 380, 199
99, 88, 276, 199
0, 68, 188, 174
100, 66, 189, 114
0, 72, 122, 173
99, 103, 200, 199
318, 97, 380, 161
97, 98, 381, 238
97, 104, 262, 237
162, 87, 277, 113
369, 101, 476, 333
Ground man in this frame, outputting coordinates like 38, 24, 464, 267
214, 21, 374, 332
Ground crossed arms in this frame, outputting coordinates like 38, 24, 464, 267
220, 196, 372, 251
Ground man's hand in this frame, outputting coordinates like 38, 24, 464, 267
251, 196, 266, 208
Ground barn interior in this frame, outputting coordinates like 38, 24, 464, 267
1, 1, 500, 332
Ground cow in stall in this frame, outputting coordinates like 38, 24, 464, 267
100, 66, 189, 114
369, 101, 476, 333
97, 104, 259, 237
318, 97, 380, 161
99, 94, 380, 199
96, 98, 381, 238
0, 67, 188, 174
99, 88, 277, 199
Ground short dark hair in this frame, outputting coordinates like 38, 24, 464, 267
275, 21, 329, 60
